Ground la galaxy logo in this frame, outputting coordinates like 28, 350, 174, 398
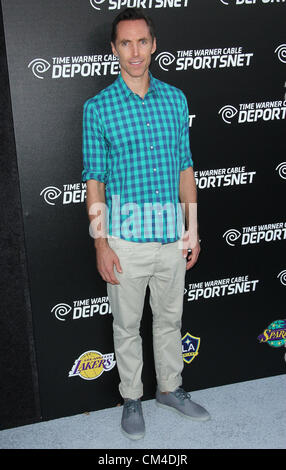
182, 332, 200, 364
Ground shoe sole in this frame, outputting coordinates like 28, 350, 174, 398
120, 426, 145, 441
156, 400, 211, 422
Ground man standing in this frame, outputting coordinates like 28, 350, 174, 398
82, 8, 210, 440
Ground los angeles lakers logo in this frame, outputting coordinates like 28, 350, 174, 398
69, 350, 116, 380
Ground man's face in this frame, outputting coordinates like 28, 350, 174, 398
111, 19, 156, 80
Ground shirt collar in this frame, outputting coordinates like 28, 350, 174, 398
116, 71, 157, 100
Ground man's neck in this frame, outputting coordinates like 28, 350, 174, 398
121, 70, 150, 99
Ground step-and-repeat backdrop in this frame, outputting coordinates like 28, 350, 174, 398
2, 0, 285, 421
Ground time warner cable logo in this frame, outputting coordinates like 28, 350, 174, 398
40, 183, 86, 205
223, 222, 286, 246
155, 47, 253, 72
275, 44, 286, 63
220, 0, 285, 5
277, 270, 286, 286
219, 100, 286, 124
276, 162, 286, 179
28, 55, 119, 79
51, 297, 111, 321
89, 0, 189, 10
28, 58, 51, 79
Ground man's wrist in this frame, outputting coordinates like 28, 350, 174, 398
94, 236, 109, 249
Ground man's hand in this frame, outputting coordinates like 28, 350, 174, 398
95, 240, 122, 285
181, 230, 201, 270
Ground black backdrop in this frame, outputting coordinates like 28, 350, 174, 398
1, 0, 285, 429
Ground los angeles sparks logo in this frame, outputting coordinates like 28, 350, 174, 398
258, 320, 286, 348
69, 350, 116, 380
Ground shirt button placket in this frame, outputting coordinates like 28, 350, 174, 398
143, 99, 157, 199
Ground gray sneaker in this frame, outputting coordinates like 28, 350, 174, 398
156, 387, 210, 421
121, 399, 145, 440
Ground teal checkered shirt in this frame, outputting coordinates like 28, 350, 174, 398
82, 72, 193, 243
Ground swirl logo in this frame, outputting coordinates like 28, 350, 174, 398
277, 270, 286, 286
220, 0, 230, 4
89, 0, 106, 10
155, 52, 176, 71
28, 58, 51, 79
218, 105, 238, 124
40, 186, 62, 205
51, 303, 72, 321
223, 228, 241, 246
274, 44, 286, 64
275, 162, 286, 180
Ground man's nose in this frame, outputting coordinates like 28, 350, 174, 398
131, 43, 139, 57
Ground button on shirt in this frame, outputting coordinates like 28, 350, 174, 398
82, 72, 193, 243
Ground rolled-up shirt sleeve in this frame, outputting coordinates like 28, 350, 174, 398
82, 99, 109, 183
179, 93, 194, 171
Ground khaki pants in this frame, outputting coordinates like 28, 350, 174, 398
107, 236, 186, 400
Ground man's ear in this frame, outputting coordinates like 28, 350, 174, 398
111, 42, 118, 57
151, 37, 157, 55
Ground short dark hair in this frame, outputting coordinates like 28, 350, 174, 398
111, 8, 156, 45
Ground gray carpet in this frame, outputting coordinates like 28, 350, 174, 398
0, 374, 285, 449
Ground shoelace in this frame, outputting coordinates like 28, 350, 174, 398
124, 400, 140, 415
174, 388, 192, 401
